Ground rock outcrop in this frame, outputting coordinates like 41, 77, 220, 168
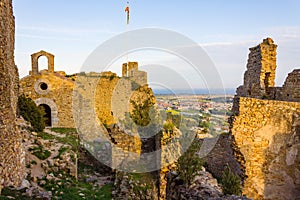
166, 168, 250, 200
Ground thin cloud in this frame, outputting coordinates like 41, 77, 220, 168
17, 26, 117, 35
16, 33, 101, 42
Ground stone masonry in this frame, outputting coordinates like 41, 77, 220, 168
237, 37, 300, 102
20, 53, 75, 128
231, 38, 300, 199
0, 0, 26, 192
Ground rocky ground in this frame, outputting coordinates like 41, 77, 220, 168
0, 121, 251, 200
0, 123, 114, 200
166, 167, 251, 200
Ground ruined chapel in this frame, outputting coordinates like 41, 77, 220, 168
20, 50, 150, 128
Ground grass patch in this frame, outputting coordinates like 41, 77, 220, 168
29, 145, 51, 160
54, 146, 69, 159
38, 129, 80, 152
50, 128, 77, 134
98, 183, 113, 199
56, 135, 79, 152
0, 188, 32, 200
166, 109, 181, 115
37, 131, 55, 140
41, 177, 112, 199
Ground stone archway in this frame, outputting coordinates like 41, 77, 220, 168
35, 98, 58, 127
31, 50, 55, 75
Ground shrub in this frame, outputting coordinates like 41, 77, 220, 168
30, 145, 51, 160
130, 98, 154, 127
163, 120, 175, 133
221, 164, 242, 195
177, 139, 204, 186
18, 95, 45, 132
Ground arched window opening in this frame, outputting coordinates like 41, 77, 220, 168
38, 56, 48, 72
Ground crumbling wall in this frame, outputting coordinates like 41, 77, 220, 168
280, 69, 300, 102
237, 38, 277, 98
0, 0, 25, 191
231, 38, 300, 199
231, 97, 300, 200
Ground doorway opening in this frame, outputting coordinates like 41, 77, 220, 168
39, 104, 52, 126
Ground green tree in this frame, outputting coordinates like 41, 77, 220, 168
18, 95, 45, 132
177, 139, 204, 186
221, 164, 242, 195
130, 98, 154, 127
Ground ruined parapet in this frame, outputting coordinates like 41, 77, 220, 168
237, 38, 277, 98
123, 62, 148, 86
0, 0, 25, 191
128, 61, 139, 74
280, 69, 300, 101
121, 61, 148, 95
129, 70, 148, 86
122, 63, 128, 77
122, 62, 136, 77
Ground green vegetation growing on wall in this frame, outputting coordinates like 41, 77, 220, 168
221, 164, 242, 195
177, 139, 204, 186
130, 98, 154, 127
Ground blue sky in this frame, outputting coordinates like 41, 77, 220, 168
13, 0, 300, 89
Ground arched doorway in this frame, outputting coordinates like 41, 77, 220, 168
39, 104, 52, 126
35, 98, 58, 127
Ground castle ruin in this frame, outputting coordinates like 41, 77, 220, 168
237, 37, 300, 101
231, 38, 300, 199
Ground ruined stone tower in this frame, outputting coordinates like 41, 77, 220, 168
0, 0, 25, 191
236, 37, 300, 102
237, 38, 277, 98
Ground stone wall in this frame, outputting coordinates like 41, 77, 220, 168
0, 0, 25, 191
231, 97, 300, 200
20, 71, 75, 127
280, 69, 300, 102
237, 37, 300, 103
231, 38, 300, 199
237, 38, 277, 98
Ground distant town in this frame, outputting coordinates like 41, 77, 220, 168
156, 94, 234, 138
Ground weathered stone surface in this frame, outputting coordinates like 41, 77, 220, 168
236, 38, 300, 102
166, 168, 250, 200
21, 56, 151, 130
231, 38, 300, 200
113, 171, 159, 200
20, 59, 75, 127
203, 134, 244, 181
231, 97, 300, 200
237, 38, 277, 99
0, 0, 25, 191
281, 69, 300, 102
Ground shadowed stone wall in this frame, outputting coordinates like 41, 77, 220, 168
0, 0, 25, 191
